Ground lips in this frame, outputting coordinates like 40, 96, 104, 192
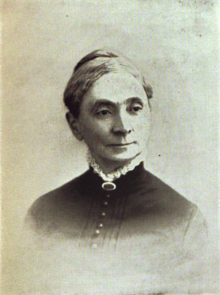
108, 142, 136, 147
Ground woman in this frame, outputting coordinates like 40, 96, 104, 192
25, 49, 208, 294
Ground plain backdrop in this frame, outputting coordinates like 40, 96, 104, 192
2, 0, 219, 293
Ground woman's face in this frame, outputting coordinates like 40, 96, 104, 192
74, 72, 151, 170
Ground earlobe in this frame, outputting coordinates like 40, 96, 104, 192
66, 112, 84, 141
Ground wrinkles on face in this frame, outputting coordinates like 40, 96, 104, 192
77, 73, 150, 172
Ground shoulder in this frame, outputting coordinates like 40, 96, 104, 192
132, 169, 197, 215
128, 170, 206, 233
29, 175, 80, 210
25, 170, 89, 233
129, 170, 208, 253
149, 170, 205, 221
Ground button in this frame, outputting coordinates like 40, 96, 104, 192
101, 212, 106, 217
98, 223, 103, 228
103, 201, 108, 206
92, 243, 97, 249
106, 194, 110, 198
95, 229, 100, 235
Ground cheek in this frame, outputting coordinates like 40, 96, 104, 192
135, 112, 150, 131
135, 118, 150, 142
80, 121, 110, 144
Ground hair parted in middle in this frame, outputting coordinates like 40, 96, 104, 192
64, 48, 153, 118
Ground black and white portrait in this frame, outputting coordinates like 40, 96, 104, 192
2, 1, 219, 294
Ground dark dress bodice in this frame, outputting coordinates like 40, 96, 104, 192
24, 163, 208, 294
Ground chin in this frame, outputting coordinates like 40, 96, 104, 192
107, 152, 140, 163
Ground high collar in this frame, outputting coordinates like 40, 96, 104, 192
86, 150, 145, 182
81, 162, 147, 196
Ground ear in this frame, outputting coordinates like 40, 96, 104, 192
66, 112, 84, 141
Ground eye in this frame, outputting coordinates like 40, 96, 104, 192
130, 104, 143, 113
96, 109, 112, 116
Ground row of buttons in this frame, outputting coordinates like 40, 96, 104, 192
92, 194, 111, 248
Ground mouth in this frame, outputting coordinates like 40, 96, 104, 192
108, 142, 136, 147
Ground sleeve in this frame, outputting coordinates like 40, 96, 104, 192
183, 204, 208, 258
180, 205, 214, 292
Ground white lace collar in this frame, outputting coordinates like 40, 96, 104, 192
86, 150, 144, 183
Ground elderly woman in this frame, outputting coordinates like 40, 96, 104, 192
26, 49, 207, 294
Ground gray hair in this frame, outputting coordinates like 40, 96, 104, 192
64, 48, 153, 118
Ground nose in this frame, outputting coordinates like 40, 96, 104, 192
112, 111, 133, 136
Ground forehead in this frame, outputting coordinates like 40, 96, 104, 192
83, 72, 147, 106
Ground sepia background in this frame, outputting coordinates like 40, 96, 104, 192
2, 0, 219, 293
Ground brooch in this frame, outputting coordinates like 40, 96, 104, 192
102, 182, 116, 191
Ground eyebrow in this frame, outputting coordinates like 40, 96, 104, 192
90, 97, 144, 112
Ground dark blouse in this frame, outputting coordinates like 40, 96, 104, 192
25, 163, 208, 294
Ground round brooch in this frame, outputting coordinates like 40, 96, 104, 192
102, 182, 116, 191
